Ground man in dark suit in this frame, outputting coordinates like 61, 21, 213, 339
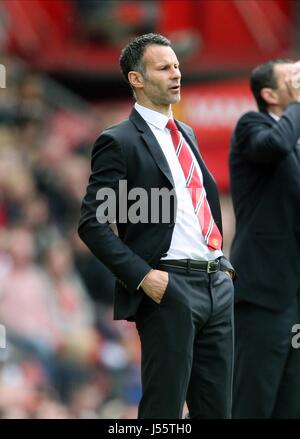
78, 33, 234, 419
230, 59, 300, 418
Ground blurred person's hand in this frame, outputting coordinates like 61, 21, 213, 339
286, 63, 300, 100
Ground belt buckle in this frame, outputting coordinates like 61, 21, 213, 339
207, 260, 218, 273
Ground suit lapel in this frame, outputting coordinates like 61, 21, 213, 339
130, 109, 175, 187
130, 108, 215, 191
130, 108, 221, 228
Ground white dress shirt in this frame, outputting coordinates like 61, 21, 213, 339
135, 103, 223, 261
269, 111, 280, 122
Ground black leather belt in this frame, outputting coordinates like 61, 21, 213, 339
158, 259, 220, 273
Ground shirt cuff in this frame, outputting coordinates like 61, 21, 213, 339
137, 269, 153, 290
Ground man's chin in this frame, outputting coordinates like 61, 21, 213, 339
170, 93, 181, 104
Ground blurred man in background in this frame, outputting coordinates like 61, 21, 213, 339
229, 59, 300, 418
78, 33, 235, 419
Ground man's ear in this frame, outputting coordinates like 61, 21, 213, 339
128, 71, 144, 90
260, 87, 278, 106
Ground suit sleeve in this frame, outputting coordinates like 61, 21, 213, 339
236, 102, 300, 163
78, 132, 151, 293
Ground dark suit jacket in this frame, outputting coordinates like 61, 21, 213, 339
229, 102, 300, 311
79, 108, 233, 320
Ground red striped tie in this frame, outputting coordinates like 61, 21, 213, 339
166, 119, 222, 251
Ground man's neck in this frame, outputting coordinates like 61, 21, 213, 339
268, 111, 280, 122
267, 105, 284, 117
136, 99, 171, 117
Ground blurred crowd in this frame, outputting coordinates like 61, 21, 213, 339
0, 54, 141, 419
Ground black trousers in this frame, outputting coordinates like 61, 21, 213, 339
233, 297, 300, 418
135, 267, 234, 419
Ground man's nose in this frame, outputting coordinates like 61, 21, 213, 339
171, 67, 181, 79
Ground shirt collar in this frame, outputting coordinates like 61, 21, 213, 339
268, 111, 280, 122
134, 102, 173, 130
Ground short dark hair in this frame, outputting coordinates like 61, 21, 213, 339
250, 59, 294, 112
119, 33, 171, 85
